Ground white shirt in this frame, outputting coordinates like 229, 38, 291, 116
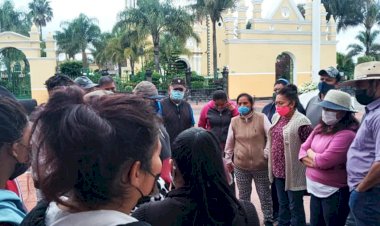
306, 177, 339, 198
45, 201, 138, 226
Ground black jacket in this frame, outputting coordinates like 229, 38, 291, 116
132, 187, 260, 226
20, 201, 151, 226
160, 98, 194, 148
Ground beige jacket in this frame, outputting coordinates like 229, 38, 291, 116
224, 111, 271, 171
268, 111, 311, 191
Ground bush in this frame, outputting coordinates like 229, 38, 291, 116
299, 81, 317, 94
191, 81, 204, 89
60, 61, 83, 78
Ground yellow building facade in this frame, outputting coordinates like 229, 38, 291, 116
181, 0, 337, 98
0, 25, 57, 103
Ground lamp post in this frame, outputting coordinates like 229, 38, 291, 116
185, 67, 192, 90
222, 66, 229, 96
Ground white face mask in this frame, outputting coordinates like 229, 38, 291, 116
322, 110, 340, 125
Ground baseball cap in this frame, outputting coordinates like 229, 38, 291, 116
171, 78, 186, 88
74, 76, 98, 89
319, 66, 340, 79
133, 81, 164, 99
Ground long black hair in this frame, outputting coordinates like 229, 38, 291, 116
172, 128, 247, 225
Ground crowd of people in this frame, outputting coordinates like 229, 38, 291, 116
0, 61, 379, 226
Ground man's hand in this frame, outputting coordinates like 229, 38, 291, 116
301, 156, 315, 168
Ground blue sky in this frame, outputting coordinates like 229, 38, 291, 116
11, 0, 362, 55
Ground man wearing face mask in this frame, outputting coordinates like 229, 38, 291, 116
306, 67, 341, 128
339, 61, 380, 226
161, 78, 195, 149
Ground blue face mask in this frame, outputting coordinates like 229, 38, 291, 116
238, 106, 251, 115
318, 82, 335, 95
171, 90, 185, 100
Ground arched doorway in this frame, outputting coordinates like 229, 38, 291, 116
175, 58, 190, 72
275, 52, 295, 83
0, 47, 31, 98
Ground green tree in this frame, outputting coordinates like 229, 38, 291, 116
0, 0, 31, 35
28, 0, 53, 40
118, 0, 198, 73
347, 30, 380, 59
55, 14, 101, 68
192, 0, 236, 79
92, 32, 112, 68
322, 0, 380, 33
336, 52, 355, 80
54, 26, 79, 59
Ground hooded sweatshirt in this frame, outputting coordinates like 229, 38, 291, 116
0, 189, 26, 225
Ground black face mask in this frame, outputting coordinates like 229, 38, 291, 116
9, 162, 30, 180
135, 172, 161, 205
355, 89, 376, 106
318, 82, 335, 95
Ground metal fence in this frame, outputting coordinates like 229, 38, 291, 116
0, 71, 31, 99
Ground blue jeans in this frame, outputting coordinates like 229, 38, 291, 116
349, 187, 380, 226
310, 187, 350, 226
274, 178, 306, 226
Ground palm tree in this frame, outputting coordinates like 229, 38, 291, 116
336, 52, 355, 79
322, 0, 380, 33
117, 0, 198, 73
55, 14, 101, 67
192, 0, 236, 80
54, 26, 79, 59
0, 0, 31, 35
346, 29, 380, 59
28, 0, 53, 40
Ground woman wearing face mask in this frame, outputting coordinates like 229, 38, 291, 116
0, 98, 31, 226
133, 127, 260, 226
268, 84, 312, 226
224, 93, 274, 226
21, 87, 160, 226
299, 90, 359, 226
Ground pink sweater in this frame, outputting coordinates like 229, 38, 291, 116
298, 126, 356, 188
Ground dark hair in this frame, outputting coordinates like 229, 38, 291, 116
236, 93, 254, 105
274, 78, 289, 86
277, 84, 300, 108
172, 128, 247, 225
316, 111, 359, 135
33, 86, 159, 210
44, 73, 75, 92
212, 90, 227, 101
98, 75, 114, 87
0, 97, 27, 146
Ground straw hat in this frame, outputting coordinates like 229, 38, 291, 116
340, 61, 380, 86
318, 90, 357, 112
